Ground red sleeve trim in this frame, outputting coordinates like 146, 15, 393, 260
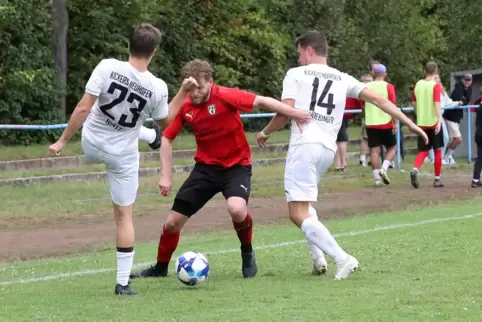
387, 83, 396, 104
433, 83, 441, 103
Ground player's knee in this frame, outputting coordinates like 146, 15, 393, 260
165, 211, 188, 232
226, 197, 247, 222
455, 136, 462, 144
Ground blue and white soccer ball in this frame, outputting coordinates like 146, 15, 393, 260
174, 251, 209, 286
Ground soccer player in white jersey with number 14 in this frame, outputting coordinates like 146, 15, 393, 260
257, 30, 429, 280
48, 23, 197, 296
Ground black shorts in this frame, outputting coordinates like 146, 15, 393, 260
337, 119, 349, 142
418, 128, 444, 151
172, 163, 252, 217
366, 128, 396, 149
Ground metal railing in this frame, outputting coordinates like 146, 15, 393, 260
1, 104, 478, 169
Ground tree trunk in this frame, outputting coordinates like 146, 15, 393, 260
51, 0, 68, 120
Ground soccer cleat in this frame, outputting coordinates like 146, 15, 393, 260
148, 122, 162, 150
115, 283, 138, 296
433, 179, 444, 188
334, 255, 359, 280
312, 255, 328, 275
410, 170, 419, 189
379, 169, 390, 185
471, 180, 482, 188
241, 247, 258, 278
129, 262, 168, 279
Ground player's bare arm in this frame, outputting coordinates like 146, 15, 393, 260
359, 88, 429, 144
48, 93, 97, 156
159, 136, 174, 195
155, 77, 198, 129
256, 99, 294, 147
253, 96, 310, 123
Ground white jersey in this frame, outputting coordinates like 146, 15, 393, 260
82, 58, 169, 155
281, 64, 367, 152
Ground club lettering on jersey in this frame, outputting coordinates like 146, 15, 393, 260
105, 118, 123, 130
303, 70, 341, 81
109, 72, 153, 99
310, 110, 334, 124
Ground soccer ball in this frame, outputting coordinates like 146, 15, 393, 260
174, 251, 209, 286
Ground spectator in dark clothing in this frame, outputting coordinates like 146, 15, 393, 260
471, 88, 482, 187
443, 73, 473, 164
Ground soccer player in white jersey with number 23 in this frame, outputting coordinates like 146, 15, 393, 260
48, 24, 197, 295
257, 30, 428, 280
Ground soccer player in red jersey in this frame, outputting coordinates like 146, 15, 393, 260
130, 59, 311, 279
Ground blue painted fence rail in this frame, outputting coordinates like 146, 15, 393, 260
0, 104, 478, 169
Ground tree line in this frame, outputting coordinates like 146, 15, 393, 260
1, 0, 480, 144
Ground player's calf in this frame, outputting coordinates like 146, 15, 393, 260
130, 211, 187, 279
227, 197, 258, 278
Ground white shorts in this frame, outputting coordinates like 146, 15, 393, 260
82, 139, 139, 206
284, 143, 335, 202
445, 120, 461, 139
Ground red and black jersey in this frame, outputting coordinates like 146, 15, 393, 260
163, 85, 256, 168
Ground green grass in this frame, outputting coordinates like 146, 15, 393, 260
0, 140, 419, 180
0, 127, 364, 161
1, 201, 481, 321
0, 155, 474, 221
0, 151, 288, 180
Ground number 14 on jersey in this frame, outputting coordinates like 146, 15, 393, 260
310, 79, 335, 115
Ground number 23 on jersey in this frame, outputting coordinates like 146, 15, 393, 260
99, 82, 147, 128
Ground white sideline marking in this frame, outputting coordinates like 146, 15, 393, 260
1, 212, 481, 286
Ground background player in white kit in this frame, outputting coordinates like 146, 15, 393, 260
257, 30, 428, 280
48, 24, 197, 295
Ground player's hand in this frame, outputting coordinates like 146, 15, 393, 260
48, 141, 65, 157
256, 130, 270, 148
291, 109, 312, 125
457, 101, 463, 106
159, 176, 172, 196
392, 122, 398, 134
408, 124, 429, 145
180, 77, 198, 93
435, 121, 442, 135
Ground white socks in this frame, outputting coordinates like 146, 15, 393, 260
139, 126, 156, 144
381, 160, 391, 171
372, 169, 381, 180
116, 250, 135, 286
306, 205, 325, 261
446, 149, 454, 158
301, 216, 348, 265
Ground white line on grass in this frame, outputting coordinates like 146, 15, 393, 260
1, 212, 481, 286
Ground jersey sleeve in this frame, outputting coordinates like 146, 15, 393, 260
281, 69, 298, 100
219, 87, 256, 112
151, 80, 169, 120
387, 83, 397, 104
433, 83, 441, 103
162, 108, 184, 140
85, 59, 109, 96
345, 74, 368, 99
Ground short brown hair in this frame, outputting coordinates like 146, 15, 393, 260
181, 59, 213, 81
360, 74, 373, 82
129, 23, 162, 58
295, 30, 328, 56
424, 61, 438, 75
